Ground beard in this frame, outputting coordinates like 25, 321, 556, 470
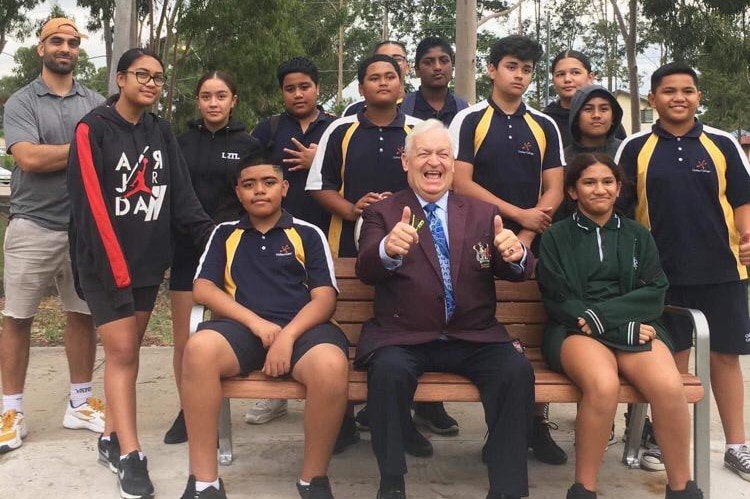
42, 52, 77, 75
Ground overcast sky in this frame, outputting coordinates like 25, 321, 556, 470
1, 0, 107, 77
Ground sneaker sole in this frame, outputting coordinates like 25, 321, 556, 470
0, 438, 22, 453
412, 414, 459, 436
63, 414, 104, 433
640, 457, 666, 471
244, 408, 288, 425
119, 484, 154, 499
725, 461, 750, 481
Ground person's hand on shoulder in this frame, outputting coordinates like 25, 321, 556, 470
739, 231, 750, 266
493, 215, 523, 263
384, 206, 420, 258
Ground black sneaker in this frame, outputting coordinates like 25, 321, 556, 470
665, 480, 704, 498
354, 405, 370, 431
412, 402, 459, 436
164, 409, 187, 444
187, 479, 226, 499
117, 451, 154, 499
180, 475, 196, 499
297, 475, 334, 499
98, 432, 120, 473
333, 415, 360, 454
567, 482, 597, 498
404, 424, 433, 457
530, 416, 567, 465
377, 475, 406, 499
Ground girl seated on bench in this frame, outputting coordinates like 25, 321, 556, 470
536, 152, 703, 499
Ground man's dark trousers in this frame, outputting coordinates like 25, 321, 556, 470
364, 339, 534, 497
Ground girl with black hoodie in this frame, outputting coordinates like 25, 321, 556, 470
164, 71, 259, 444
68, 48, 212, 499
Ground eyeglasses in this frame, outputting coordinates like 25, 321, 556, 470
125, 70, 166, 86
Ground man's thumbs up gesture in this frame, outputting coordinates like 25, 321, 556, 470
384, 206, 420, 258
493, 214, 523, 263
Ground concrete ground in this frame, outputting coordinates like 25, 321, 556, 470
0, 347, 748, 499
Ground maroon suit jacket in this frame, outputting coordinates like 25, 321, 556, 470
354, 189, 535, 363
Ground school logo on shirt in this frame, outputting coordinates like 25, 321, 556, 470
518, 141, 534, 156
692, 159, 711, 174
222, 151, 240, 160
745, 332, 750, 343
276, 244, 293, 257
114, 146, 166, 221
472, 241, 492, 268
394, 145, 406, 160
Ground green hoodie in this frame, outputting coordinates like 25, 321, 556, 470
537, 211, 673, 372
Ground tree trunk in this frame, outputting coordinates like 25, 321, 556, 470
455, 0, 478, 103
110, 0, 136, 96
103, 11, 114, 91
610, 0, 641, 133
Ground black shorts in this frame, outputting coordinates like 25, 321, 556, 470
83, 285, 160, 327
169, 244, 201, 292
663, 281, 750, 354
196, 319, 349, 375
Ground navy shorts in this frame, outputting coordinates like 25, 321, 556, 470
663, 281, 750, 354
83, 285, 160, 327
169, 244, 201, 292
197, 318, 349, 375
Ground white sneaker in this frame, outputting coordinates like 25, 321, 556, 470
725, 444, 750, 481
63, 397, 105, 433
640, 446, 666, 471
0, 409, 28, 453
244, 399, 288, 425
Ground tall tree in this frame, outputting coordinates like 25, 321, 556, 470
0, 0, 41, 55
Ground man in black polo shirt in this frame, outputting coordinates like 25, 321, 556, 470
307, 54, 420, 259
450, 34, 567, 467
252, 57, 335, 232
248, 58, 339, 429
401, 36, 468, 125
180, 151, 349, 499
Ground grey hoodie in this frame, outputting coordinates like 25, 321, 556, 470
564, 85, 624, 162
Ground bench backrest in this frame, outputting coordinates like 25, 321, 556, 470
333, 257, 547, 355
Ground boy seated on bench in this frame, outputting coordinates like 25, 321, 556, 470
179, 148, 349, 499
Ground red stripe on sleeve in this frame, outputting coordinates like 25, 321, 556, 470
76, 123, 131, 288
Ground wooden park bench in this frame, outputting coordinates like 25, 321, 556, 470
191, 257, 711, 496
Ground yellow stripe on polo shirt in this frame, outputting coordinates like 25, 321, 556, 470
700, 133, 747, 279
223, 228, 243, 299
327, 121, 360, 257
636, 133, 659, 229
473, 106, 493, 156
283, 227, 306, 269
523, 113, 546, 161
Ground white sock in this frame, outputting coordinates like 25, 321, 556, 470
2, 393, 23, 414
120, 451, 146, 461
101, 435, 110, 442
727, 443, 746, 452
70, 382, 93, 408
298, 479, 310, 487
196, 479, 220, 492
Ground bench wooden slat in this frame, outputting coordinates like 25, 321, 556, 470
333, 301, 548, 324
337, 278, 543, 302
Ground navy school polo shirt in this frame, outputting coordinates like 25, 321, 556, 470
409, 88, 461, 126
449, 99, 565, 233
306, 110, 422, 257
195, 211, 337, 325
615, 120, 750, 286
251, 107, 335, 231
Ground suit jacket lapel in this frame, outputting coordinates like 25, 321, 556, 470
404, 191, 442, 282
447, 193, 466, 285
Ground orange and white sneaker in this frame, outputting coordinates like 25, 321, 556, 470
63, 397, 105, 433
0, 409, 28, 453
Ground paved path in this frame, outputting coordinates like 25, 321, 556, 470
0, 347, 748, 498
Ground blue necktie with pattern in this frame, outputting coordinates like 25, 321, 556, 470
424, 203, 455, 320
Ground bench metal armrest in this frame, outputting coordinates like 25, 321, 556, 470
189, 305, 206, 336
663, 305, 710, 498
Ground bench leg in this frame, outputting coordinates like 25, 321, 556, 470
218, 397, 233, 466
621, 403, 647, 468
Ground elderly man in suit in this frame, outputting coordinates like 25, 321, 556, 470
355, 119, 535, 499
